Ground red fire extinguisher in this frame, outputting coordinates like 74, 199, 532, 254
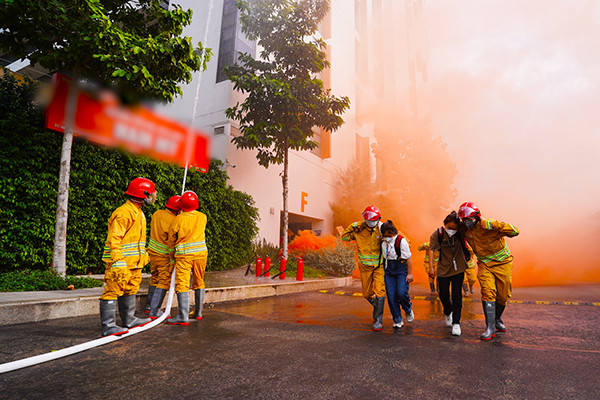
296, 257, 304, 281
256, 256, 262, 277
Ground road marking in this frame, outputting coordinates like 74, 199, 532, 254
317, 290, 600, 306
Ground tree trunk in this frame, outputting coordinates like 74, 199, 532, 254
51, 78, 78, 277
282, 145, 289, 260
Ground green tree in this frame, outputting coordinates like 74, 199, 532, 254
0, 0, 211, 276
225, 0, 349, 259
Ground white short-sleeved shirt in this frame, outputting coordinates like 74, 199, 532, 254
381, 235, 411, 260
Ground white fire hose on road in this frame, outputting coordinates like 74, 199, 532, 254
0, 272, 176, 374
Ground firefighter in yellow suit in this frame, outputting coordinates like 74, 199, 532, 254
463, 243, 477, 296
341, 206, 386, 331
165, 190, 208, 326
417, 242, 439, 295
145, 195, 180, 318
458, 201, 519, 340
99, 177, 156, 337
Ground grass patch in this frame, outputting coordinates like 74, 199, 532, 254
0, 269, 103, 292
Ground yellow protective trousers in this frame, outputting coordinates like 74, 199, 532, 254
99, 266, 143, 300
477, 260, 513, 305
152, 254, 173, 290
358, 263, 386, 300
174, 252, 208, 293
464, 266, 477, 287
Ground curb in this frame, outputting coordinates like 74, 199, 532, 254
0, 277, 353, 326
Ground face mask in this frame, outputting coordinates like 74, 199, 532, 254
365, 220, 378, 228
463, 218, 477, 230
383, 236, 394, 243
445, 229, 457, 237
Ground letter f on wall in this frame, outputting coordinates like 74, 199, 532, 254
301, 191, 308, 213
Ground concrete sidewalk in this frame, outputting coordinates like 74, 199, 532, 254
0, 267, 353, 326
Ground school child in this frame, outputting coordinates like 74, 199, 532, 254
380, 220, 414, 329
429, 211, 469, 336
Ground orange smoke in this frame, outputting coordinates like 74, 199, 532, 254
288, 230, 336, 254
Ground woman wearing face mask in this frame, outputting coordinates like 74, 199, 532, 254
341, 206, 386, 330
380, 220, 414, 329
429, 211, 469, 336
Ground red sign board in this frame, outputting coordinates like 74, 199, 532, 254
44, 73, 209, 172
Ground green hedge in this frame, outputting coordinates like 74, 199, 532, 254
0, 73, 259, 274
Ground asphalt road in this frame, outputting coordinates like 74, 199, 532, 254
1, 284, 599, 399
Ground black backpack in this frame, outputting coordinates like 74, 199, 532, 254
437, 227, 470, 264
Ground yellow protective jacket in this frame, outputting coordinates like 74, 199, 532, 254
167, 210, 208, 258
102, 200, 148, 269
461, 218, 519, 267
147, 209, 177, 258
341, 221, 382, 266
417, 242, 439, 266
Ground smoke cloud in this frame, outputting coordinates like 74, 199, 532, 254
332, 0, 600, 285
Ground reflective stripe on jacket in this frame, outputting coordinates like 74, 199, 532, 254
102, 200, 148, 269
167, 210, 208, 258
147, 209, 176, 257
461, 218, 519, 267
341, 221, 382, 266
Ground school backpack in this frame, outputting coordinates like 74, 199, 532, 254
437, 227, 471, 264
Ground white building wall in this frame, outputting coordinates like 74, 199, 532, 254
161, 0, 375, 245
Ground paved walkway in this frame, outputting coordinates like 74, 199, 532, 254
0, 267, 352, 326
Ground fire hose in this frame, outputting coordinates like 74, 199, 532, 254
0, 271, 176, 374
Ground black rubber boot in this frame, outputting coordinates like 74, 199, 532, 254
193, 289, 205, 320
100, 299, 128, 337
480, 301, 496, 340
118, 295, 151, 329
367, 297, 377, 321
148, 288, 167, 319
495, 302, 506, 332
372, 297, 385, 331
144, 285, 156, 313
167, 292, 190, 325
429, 282, 436, 295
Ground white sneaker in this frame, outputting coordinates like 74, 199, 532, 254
406, 310, 414, 323
452, 324, 461, 336
393, 321, 404, 329
444, 312, 453, 327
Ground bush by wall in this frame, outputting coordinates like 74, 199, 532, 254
0, 269, 103, 292
0, 73, 259, 274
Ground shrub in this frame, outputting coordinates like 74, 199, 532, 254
301, 240, 356, 277
0, 73, 259, 274
0, 269, 103, 292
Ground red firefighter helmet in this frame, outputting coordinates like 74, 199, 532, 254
179, 191, 199, 212
124, 177, 155, 199
458, 202, 481, 219
165, 195, 181, 211
362, 205, 381, 221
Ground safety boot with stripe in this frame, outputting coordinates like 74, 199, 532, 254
144, 285, 156, 313
100, 299, 129, 337
167, 292, 190, 326
495, 302, 506, 332
193, 288, 205, 320
118, 294, 151, 329
148, 288, 167, 319
372, 297, 385, 331
480, 301, 496, 340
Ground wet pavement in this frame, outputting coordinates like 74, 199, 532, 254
0, 282, 599, 399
